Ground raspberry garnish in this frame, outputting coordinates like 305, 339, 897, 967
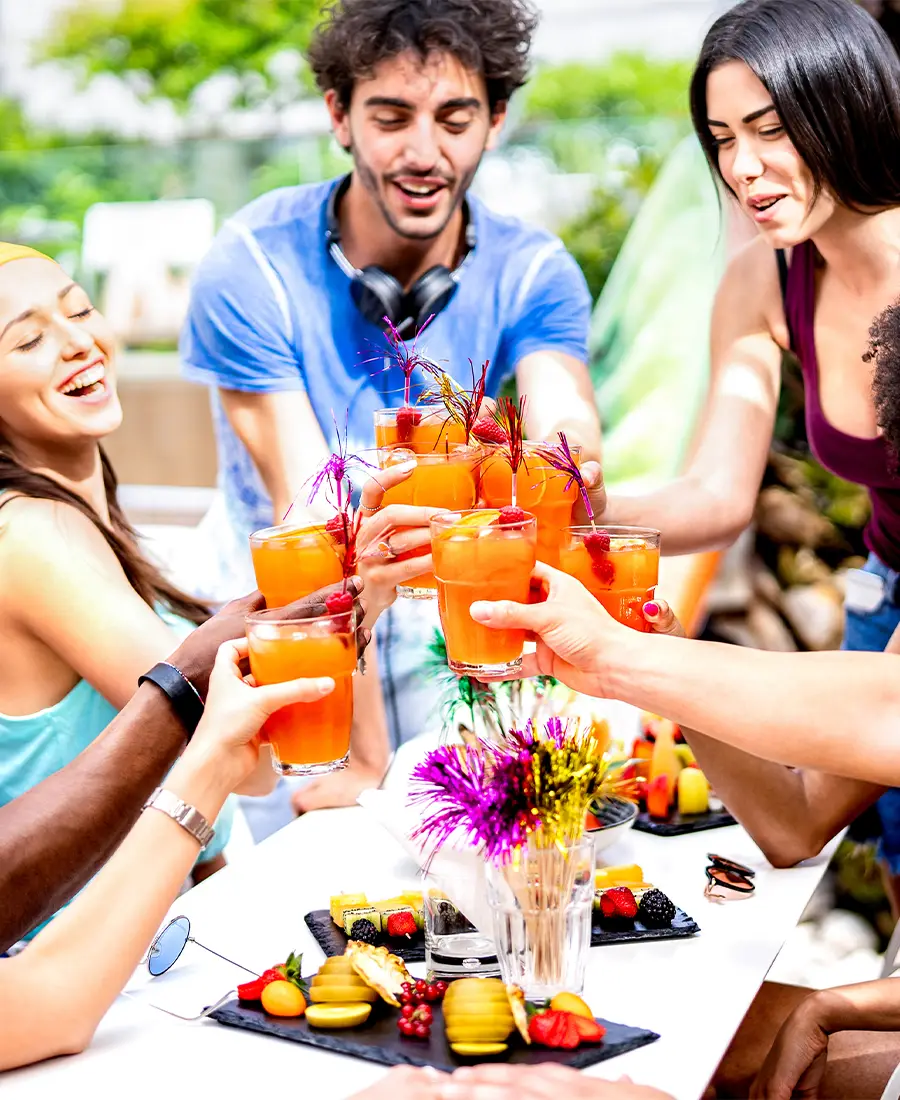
395, 406, 422, 444
324, 591, 354, 614
590, 556, 616, 587
471, 416, 508, 445
325, 514, 347, 544
498, 505, 528, 524
584, 531, 611, 554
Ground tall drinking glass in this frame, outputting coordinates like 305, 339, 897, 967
246, 607, 356, 775
479, 442, 582, 567
379, 443, 480, 598
558, 526, 660, 632
249, 522, 344, 608
374, 404, 466, 452
431, 509, 537, 676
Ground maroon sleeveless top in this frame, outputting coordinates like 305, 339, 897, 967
782, 240, 900, 570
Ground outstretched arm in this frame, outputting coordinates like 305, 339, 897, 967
469, 564, 900, 787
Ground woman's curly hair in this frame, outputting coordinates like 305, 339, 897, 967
307, 0, 539, 112
866, 298, 900, 467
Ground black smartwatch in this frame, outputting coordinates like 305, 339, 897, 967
138, 662, 205, 739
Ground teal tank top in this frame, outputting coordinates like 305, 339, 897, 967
0, 497, 234, 937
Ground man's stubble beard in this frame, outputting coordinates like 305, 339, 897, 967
350, 142, 480, 243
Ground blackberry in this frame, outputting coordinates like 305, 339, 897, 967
348, 918, 380, 945
637, 888, 676, 928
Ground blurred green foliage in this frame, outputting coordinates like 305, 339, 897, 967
43, 0, 323, 108
523, 56, 694, 122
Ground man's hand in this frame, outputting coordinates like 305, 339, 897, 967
575, 460, 608, 525
439, 1065, 674, 1100
168, 580, 369, 699
751, 996, 830, 1100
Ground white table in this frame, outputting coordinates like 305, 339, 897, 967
4, 803, 839, 1100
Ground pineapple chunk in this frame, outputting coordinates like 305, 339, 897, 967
595, 864, 644, 889
330, 892, 368, 926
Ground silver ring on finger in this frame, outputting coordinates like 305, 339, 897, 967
376, 538, 397, 561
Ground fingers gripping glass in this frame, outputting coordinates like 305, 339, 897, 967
704, 854, 756, 901
141, 915, 256, 1021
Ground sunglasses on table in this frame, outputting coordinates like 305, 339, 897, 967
139, 915, 256, 1022
704, 854, 756, 901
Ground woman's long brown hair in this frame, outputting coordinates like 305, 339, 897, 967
0, 445, 210, 626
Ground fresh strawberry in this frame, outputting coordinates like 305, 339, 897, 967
528, 1011, 557, 1046
471, 416, 508, 445
237, 977, 267, 1002
498, 505, 528, 524
261, 967, 286, 984
325, 591, 354, 614
571, 1015, 606, 1043
395, 406, 422, 443
325, 514, 347, 545
386, 911, 418, 939
604, 887, 638, 920
528, 1009, 581, 1050
584, 531, 611, 554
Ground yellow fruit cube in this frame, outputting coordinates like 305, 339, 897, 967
595, 864, 644, 889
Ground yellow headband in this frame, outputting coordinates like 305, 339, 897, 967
0, 243, 53, 267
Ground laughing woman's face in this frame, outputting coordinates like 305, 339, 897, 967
0, 258, 121, 453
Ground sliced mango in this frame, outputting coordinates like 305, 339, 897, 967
305, 1003, 372, 1029
595, 864, 644, 889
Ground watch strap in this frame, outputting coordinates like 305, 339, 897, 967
143, 787, 215, 849
138, 662, 204, 738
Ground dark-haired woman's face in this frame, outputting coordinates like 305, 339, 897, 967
0, 258, 121, 452
706, 61, 836, 247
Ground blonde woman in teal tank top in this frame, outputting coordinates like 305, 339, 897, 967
0, 246, 252, 936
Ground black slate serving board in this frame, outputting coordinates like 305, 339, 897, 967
305, 909, 428, 963
633, 808, 736, 837
591, 904, 699, 944
210, 997, 659, 1071
305, 903, 699, 961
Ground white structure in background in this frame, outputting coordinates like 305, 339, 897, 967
82, 199, 216, 344
0, 0, 736, 139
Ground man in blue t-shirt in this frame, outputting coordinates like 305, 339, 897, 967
181, 0, 599, 816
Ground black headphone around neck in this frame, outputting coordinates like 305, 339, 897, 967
325, 174, 477, 337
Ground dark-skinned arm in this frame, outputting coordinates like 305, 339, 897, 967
0, 584, 367, 951
682, 729, 884, 868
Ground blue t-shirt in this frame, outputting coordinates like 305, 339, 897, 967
181, 177, 591, 551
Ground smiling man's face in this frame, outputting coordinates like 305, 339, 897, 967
327, 50, 506, 241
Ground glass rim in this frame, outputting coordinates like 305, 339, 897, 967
249, 520, 328, 544
567, 524, 661, 540
375, 441, 481, 463
373, 402, 450, 418
430, 507, 537, 530
245, 606, 357, 629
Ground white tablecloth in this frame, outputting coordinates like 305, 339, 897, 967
3, 800, 840, 1100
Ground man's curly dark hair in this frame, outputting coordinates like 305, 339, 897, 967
865, 299, 900, 467
307, 0, 540, 112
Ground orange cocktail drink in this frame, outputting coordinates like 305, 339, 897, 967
479, 443, 582, 567
246, 608, 357, 775
431, 509, 537, 676
374, 404, 467, 452
250, 522, 344, 608
379, 443, 480, 599
559, 526, 660, 632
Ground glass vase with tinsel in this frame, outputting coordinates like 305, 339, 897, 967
409, 718, 641, 999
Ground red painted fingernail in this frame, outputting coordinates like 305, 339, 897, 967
643, 602, 659, 617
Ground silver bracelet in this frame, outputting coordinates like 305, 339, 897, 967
143, 787, 215, 849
